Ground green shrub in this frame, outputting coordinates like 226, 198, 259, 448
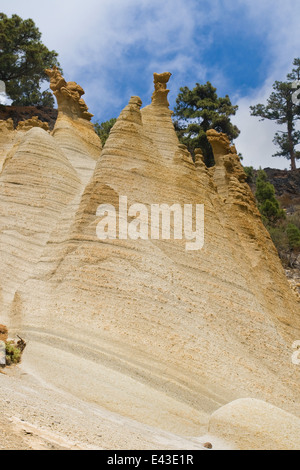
289, 213, 300, 231
243, 166, 254, 183
94, 118, 117, 146
268, 226, 289, 252
255, 170, 285, 224
5, 341, 22, 366
286, 223, 300, 249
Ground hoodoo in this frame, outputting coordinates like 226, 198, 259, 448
0, 70, 299, 450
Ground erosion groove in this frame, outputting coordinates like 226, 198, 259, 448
0, 71, 299, 450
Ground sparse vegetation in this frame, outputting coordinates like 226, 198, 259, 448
173, 81, 240, 167
243, 166, 255, 183
255, 169, 286, 224
250, 58, 300, 171
0, 328, 26, 368
5, 341, 22, 366
287, 223, 300, 249
248, 168, 300, 267
94, 118, 117, 146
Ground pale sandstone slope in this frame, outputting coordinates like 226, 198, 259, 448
0, 116, 50, 174
0, 127, 81, 317
0, 71, 102, 321
0, 72, 299, 449
208, 398, 300, 450
0, 119, 16, 173
45, 66, 101, 187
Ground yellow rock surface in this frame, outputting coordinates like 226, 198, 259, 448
209, 398, 300, 450
0, 71, 299, 449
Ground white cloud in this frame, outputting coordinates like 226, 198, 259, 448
0, 88, 12, 106
2, 0, 300, 168
1, 1, 208, 112
2, 1, 201, 71
232, 95, 289, 170
0, 93, 8, 105
0, 81, 12, 105
233, 76, 300, 170
226, 0, 300, 170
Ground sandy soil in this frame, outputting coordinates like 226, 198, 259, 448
0, 334, 230, 451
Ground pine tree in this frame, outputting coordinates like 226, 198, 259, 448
0, 13, 61, 107
255, 170, 285, 224
250, 58, 300, 171
173, 81, 240, 166
94, 118, 117, 146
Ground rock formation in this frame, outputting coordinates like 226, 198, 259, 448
16, 116, 49, 132
0, 118, 15, 173
0, 127, 81, 311
152, 72, 172, 106
45, 66, 93, 121
45, 67, 102, 186
0, 116, 52, 173
0, 71, 299, 450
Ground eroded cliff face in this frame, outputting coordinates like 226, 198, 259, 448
45, 66, 102, 185
0, 70, 102, 312
0, 71, 299, 446
0, 126, 81, 309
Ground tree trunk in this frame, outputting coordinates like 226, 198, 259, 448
287, 122, 296, 171
287, 98, 297, 170
290, 149, 296, 171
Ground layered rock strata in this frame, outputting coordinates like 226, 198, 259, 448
0, 72, 299, 447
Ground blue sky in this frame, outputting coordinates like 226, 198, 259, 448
1, 0, 300, 169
